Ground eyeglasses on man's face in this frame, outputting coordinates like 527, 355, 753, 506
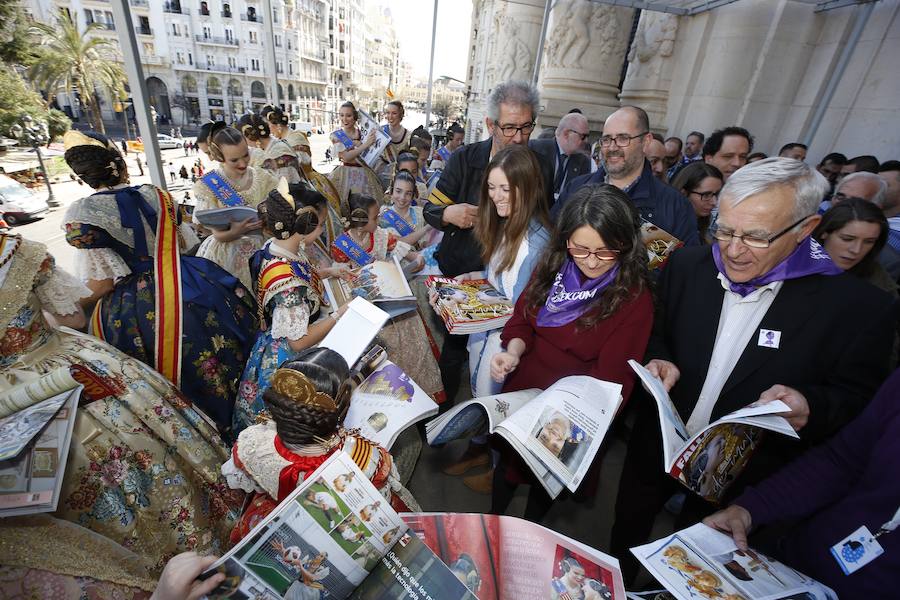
566, 129, 589, 142
496, 121, 536, 138
710, 214, 813, 249
599, 132, 648, 148
567, 243, 620, 261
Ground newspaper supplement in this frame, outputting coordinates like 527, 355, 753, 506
356, 110, 391, 169
425, 277, 515, 335
323, 256, 417, 318
344, 357, 438, 449
631, 524, 837, 600
204, 452, 407, 599
629, 360, 798, 503
427, 376, 623, 498
402, 512, 627, 600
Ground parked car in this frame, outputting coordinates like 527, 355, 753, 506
290, 121, 315, 136
0, 174, 49, 225
156, 133, 182, 150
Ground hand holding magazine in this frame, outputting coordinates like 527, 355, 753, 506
193, 205, 260, 230
356, 109, 391, 169
323, 255, 417, 319
426, 376, 623, 499
631, 524, 837, 600
629, 360, 798, 504
426, 276, 515, 335
320, 297, 389, 369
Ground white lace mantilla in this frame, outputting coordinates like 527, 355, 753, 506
35, 265, 93, 316
64, 185, 160, 251
74, 248, 132, 283
270, 303, 311, 340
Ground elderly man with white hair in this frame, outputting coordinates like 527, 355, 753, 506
530, 111, 592, 202
831, 171, 888, 206
610, 157, 895, 585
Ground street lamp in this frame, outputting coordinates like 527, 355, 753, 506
9, 115, 60, 208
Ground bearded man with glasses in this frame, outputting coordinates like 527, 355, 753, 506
551, 106, 700, 248
610, 157, 895, 585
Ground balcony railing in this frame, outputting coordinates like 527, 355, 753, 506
141, 55, 169, 66
130, 0, 149, 7
91, 22, 115, 30
194, 34, 239, 46
193, 63, 247, 74
221, 10, 233, 18
163, 3, 188, 15
240, 13, 262, 23
137, 27, 153, 36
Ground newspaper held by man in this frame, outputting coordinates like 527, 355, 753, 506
631, 524, 837, 600
629, 360, 798, 504
401, 512, 627, 600
426, 376, 623, 498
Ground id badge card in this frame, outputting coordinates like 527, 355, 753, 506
830, 525, 884, 575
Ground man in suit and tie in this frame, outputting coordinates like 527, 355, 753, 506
529, 112, 592, 206
610, 157, 895, 584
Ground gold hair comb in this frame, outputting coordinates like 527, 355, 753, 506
271, 369, 337, 411
63, 130, 108, 151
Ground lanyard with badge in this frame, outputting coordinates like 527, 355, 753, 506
830, 505, 900, 575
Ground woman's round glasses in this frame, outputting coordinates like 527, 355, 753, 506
567, 244, 619, 261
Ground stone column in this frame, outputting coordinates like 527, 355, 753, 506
619, 11, 679, 132
537, 0, 634, 131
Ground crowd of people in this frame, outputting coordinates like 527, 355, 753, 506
0, 78, 898, 599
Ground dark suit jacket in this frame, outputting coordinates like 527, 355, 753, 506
529, 137, 591, 198
645, 245, 894, 486
553, 161, 701, 246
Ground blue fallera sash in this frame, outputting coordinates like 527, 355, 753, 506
381, 209, 414, 236
333, 233, 374, 267
437, 146, 451, 162
381, 124, 390, 136
332, 128, 356, 150
201, 172, 244, 207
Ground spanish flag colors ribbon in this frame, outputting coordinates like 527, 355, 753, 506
153, 188, 184, 388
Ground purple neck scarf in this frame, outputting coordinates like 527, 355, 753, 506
711, 235, 842, 297
536, 259, 620, 327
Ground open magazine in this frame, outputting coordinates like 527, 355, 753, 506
193, 205, 260, 229
631, 524, 837, 600
357, 109, 392, 169
320, 297, 390, 369
402, 512, 626, 600
203, 451, 477, 600
0, 368, 82, 517
629, 360, 798, 504
641, 220, 683, 270
343, 348, 438, 449
425, 277, 514, 335
323, 255, 417, 319
426, 376, 623, 499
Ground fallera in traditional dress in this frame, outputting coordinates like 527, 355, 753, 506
233, 240, 324, 433
191, 166, 278, 290
0, 234, 244, 573
326, 128, 385, 215
64, 184, 257, 434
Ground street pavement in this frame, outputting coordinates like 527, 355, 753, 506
12, 132, 336, 274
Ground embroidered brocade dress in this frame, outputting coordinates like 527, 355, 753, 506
64, 185, 257, 433
331, 228, 444, 402
375, 127, 412, 185
233, 241, 323, 433
221, 420, 419, 543
191, 167, 278, 290
0, 236, 244, 573
326, 129, 385, 214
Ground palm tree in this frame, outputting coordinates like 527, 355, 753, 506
28, 12, 126, 133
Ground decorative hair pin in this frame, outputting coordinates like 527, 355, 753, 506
271, 369, 337, 412
276, 177, 295, 209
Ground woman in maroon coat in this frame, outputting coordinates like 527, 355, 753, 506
489, 183, 654, 520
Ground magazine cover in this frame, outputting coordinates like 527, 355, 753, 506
632, 524, 837, 600
426, 277, 514, 335
403, 512, 626, 600
641, 221, 682, 270
193, 205, 260, 229
357, 110, 392, 169
323, 256, 415, 315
